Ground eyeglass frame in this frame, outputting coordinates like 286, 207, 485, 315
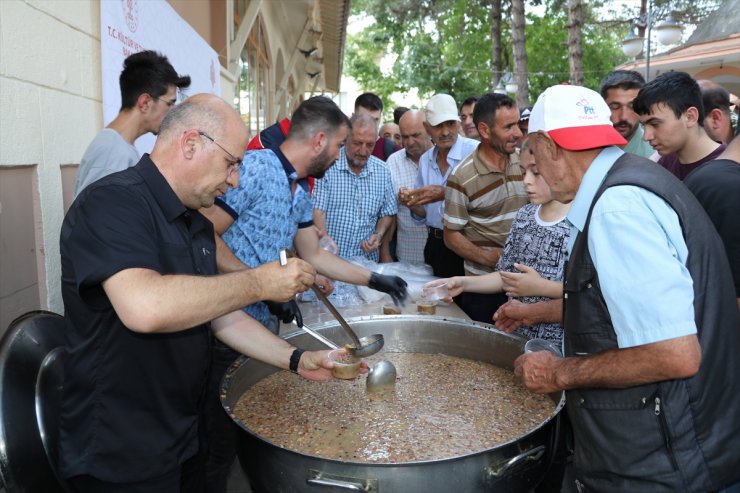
152, 95, 178, 108
198, 131, 243, 174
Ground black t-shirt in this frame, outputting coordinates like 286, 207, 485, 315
684, 158, 740, 297
58, 155, 216, 482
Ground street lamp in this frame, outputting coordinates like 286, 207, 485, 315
494, 72, 518, 94
621, 0, 683, 80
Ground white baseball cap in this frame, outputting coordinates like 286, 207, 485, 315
529, 84, 626, 151
425, 94, 460, 127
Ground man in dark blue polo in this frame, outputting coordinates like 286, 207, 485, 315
58, 94, 334, 492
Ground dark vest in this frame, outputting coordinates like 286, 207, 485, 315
563, 154, 740, 492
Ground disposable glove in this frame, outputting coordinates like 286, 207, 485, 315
265, 300, 303, 327
368, 273, 408, 306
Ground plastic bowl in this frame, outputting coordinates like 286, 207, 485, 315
328, 349, 362, 379
524, 338, 562, 357
422, 280, 449, 301
416, 300, 437, 315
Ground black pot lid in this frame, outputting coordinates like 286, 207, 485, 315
0, 311, 67, 492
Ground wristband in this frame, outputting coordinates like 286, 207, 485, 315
289, 348, 305, 373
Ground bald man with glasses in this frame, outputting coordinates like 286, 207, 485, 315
58, 94, 336, 492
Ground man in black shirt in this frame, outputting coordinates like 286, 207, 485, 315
58, 94, 332, 492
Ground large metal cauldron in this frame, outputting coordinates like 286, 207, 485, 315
221, 315, 565, 493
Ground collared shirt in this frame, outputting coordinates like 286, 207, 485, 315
219, 148, 313, 325
313, 148, 397, 261
386, 148, 427, 263
624, 125, 656, 159
444, 147, 528, 275
567, 146, 696, 348
413, 136, 479, 229
59, 155, 213, 481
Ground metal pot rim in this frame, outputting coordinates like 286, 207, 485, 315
221, 315, 565, 466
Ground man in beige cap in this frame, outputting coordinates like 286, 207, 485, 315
402, 93, 478, 277
514, 83, 740, 492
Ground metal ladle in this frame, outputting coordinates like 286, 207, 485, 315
365, 360, 397, 392
300, 325, 396, 392
309, 285, 384, 358
277, 248, 383, 357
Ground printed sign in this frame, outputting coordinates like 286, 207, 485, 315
101, 0, 221, 153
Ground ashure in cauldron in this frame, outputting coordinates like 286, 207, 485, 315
221, 315, 565, 493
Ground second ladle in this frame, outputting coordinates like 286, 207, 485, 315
310, 285, 384, 358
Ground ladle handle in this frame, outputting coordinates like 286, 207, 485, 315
310, 285, 363, 348
301, 325, 339, 350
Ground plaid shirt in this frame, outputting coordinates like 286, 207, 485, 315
313, 148, 397, 261
386, 149, 428, 263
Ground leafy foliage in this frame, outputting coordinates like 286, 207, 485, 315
344, 0, 724, 111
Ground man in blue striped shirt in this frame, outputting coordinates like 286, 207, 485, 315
313, 113, 398, 262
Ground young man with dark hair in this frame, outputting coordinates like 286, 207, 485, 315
444, 92, 528, 322
459, 95, 480, 140
599, 70, 654, 159
74, 50, 191, 196
633, 71, 725, 180
697, 79, 735, 144
354, 92, 400, 161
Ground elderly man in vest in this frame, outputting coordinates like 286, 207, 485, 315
514, 84, 740, 492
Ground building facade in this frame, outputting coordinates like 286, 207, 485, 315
0, 0, 349, 333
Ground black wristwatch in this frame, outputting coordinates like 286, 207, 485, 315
289, 348, 305, 373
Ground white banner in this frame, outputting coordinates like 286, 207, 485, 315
101, 0, 221, 154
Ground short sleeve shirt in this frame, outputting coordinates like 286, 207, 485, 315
219, 148, 313, 325
496, 203, 570, 342
74, 128, 140, 197
657, 144, 726, 180
59, 155, 214, 482
568, 146, 697, 348
313, 148, 397, 261
444, 148, 528, 275
386, 148, 427, 264
413, 136, 479, 229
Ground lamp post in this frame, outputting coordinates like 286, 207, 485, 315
621, 0, 683, 80
494, 71, 518, 95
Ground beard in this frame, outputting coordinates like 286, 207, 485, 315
489, 137, 516, 156
306, 147, 334, 179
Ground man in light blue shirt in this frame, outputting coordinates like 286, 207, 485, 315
403, 93, 478, 277
514, 84, 740, 492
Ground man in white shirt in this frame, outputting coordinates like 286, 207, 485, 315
404, 94, 478, 277
382, 110, 433, 263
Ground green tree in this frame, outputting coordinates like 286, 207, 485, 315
344, 0, 723, 109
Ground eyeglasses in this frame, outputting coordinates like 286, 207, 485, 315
198, 131, 243, 174
153, 95, 177, 107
